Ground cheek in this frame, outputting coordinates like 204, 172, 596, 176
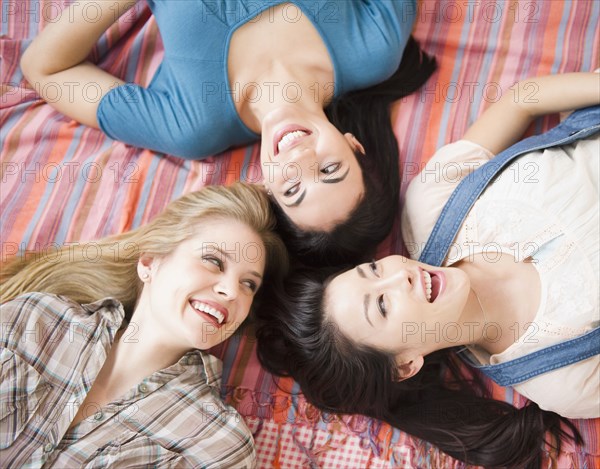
259, 150, 278, 178
260, 164, 283, 192
237, 296, 254, 320
259, 154, 267, 171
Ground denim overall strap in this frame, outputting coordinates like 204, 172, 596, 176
418, 105, 600, 267
456, 328, 600, 387
417, 105, 600, 386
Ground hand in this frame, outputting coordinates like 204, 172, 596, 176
20, 0, 137, 127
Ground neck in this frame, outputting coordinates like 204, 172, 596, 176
242, 62, 333, 132
228, 2, 335, 132
462, 286, 493, 350
431, 288, 490, 353
100, 307, 189, 391
454, 258, 534, 355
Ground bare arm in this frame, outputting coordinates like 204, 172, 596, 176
463, 72, 600, 155
20, 0, 137, 128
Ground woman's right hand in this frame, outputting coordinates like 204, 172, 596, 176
20, 0, 137, 127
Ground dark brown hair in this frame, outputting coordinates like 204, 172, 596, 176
273, 37, 437, 266
256, 267, 583, 468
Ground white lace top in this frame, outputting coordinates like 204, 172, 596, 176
401, 136, 599, 418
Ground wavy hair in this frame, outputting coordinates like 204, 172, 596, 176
272, 36, 437, 266
256, 267, 582, 468
1, 183, 289, 319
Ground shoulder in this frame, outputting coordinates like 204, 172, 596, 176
401, 140, 493, 251
340, 1, 417, 29
1, 292, 80, 327
514, 354, 600, 418
306, 1, 416, 93
351, 0, 417, 54
1, 293, 124, 348
1, 292, 124, 321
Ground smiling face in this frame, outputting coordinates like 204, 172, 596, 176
260, 105, 365, 231
138, 217, 266, 351
324, 256, 471, 359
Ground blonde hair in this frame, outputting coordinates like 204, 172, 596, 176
1, 183, 288, 316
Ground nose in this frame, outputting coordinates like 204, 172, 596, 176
287, 145, 316, 165
376, 268, 413, 290
213, 274, 239, 301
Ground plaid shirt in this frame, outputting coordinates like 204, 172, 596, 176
0, 293, 256, 468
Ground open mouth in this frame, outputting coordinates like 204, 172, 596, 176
273, 126, 311, 156
422, 270, 445, 303
190, 300, 228, 327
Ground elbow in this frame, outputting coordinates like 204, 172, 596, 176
20, 43, 53, 88
20, 45, 42, 87
510, 79, 542, 118
20, 47, 32, 81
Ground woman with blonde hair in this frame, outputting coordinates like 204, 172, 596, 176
1, 182, 288, 468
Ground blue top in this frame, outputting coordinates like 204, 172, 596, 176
97, 0, 416, 159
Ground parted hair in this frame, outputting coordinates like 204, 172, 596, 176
272, 36, 437, 266
1, 183, 289, 318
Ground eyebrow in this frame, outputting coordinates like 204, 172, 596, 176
356, 265, 373, 327
282, 167, 351, 208
203, 246, 263, 280
363, 293, 373, 327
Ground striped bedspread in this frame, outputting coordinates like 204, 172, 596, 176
1, 1, 598, 467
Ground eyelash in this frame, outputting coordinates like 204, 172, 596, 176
204, 256, 258, 294
243, 280, 258, 293
321, 163, 340, 175
204, 256, 224, 271
377, 295, 387, 318
284, 183, 300, 197
369, 260, 387, 318
283, 164, 340, 197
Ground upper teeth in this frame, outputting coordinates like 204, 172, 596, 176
423, 271, 432, 302
191, 300, 225, 324
277, 130, 307, 152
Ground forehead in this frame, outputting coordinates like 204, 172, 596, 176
187, 218, 266, 267
193, 216, 249, 233
324, 267, 362, 331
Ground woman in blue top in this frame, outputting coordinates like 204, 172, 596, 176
20, 0, 436, 266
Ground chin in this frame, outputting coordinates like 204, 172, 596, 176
443, 267, 469, 302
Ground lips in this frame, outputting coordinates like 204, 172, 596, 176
189, 299, 229, 327
272, 125, 311, 156
419, 268, 446, 303
429, 271, 445, 302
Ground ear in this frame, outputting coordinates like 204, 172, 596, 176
343, 132, 366, 155
256, 179, 273, 197
137, 254, 157, 282
393, 355, 424, 381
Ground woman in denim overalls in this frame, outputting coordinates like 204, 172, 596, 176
256, 72, 600, 468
